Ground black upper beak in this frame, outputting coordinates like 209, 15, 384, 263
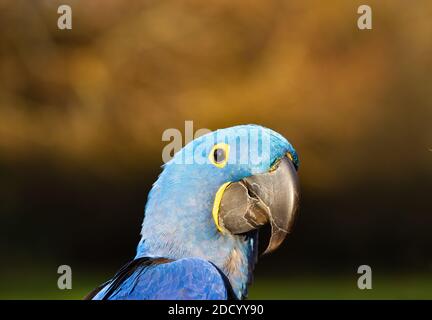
217, 156, 300, 255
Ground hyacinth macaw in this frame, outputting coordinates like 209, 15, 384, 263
86, 124, 300, 300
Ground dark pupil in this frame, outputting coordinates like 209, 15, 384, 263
213, 148, 225, 163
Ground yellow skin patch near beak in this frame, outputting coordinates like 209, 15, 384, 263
212, 181, 231, 233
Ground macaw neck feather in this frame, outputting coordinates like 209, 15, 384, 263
134, 158, 260, 298
136, 230, 257, 299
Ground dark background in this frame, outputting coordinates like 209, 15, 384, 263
0, 0, 431, 298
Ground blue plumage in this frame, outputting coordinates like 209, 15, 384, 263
90, 124, 299, 300
93, 258, 228, 300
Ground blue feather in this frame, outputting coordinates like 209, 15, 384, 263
92, 258, 228, 300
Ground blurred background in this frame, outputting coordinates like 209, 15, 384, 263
0, 0, 431, 299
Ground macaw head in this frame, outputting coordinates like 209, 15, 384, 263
136, 124, 300, 298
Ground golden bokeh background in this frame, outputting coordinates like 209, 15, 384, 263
0, 0, 431, 299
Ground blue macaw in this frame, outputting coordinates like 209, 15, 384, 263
86, 125, 300, 300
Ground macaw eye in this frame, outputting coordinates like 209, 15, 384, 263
213, 148, 226, 163
209, 143, 230, 168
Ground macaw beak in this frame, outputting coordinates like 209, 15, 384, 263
214, 155, 300, 255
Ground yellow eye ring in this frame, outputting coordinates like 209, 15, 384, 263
209, 143, 230, 168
